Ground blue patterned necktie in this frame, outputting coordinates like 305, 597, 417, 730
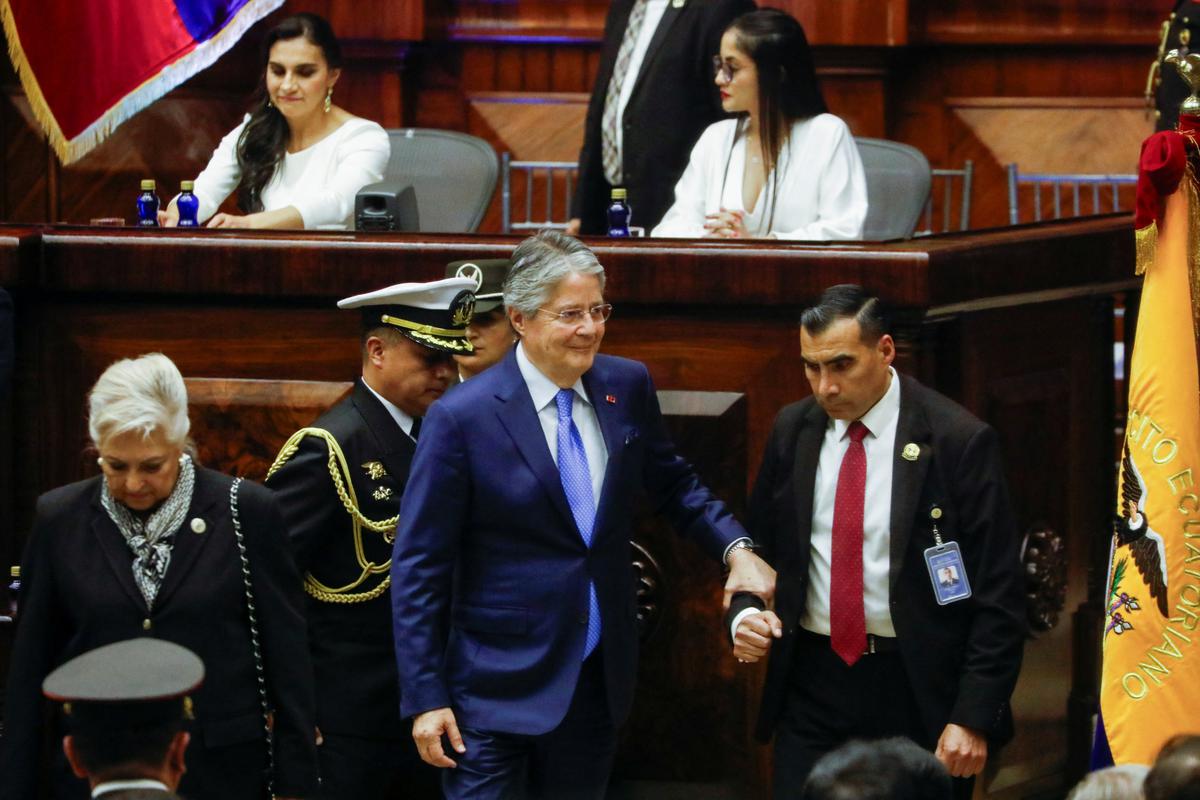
555, 388, 602, 659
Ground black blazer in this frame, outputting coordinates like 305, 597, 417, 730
265, 379, 414, 739
572, 0, 755, 234
729, 375, 1026, 745
0, 469, 318, 799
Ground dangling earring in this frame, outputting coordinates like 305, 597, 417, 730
266, 98, 273, 109
324, 87, 332, 114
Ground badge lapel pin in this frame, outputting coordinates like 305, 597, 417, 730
190, 518, 206, 535
901, 443, 920, 461
362, 461, 387, 480
672, 0, 685, 8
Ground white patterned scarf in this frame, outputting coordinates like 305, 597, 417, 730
100, 454, 196, 609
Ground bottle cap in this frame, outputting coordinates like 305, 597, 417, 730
611, 187, 627, 200
140, 179, 156, 191
180, 180, 194, 192
10, 565, 18, 578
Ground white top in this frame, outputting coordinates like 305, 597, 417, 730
189, 114, 390, 230
609, 0, 670, 168
652, 115, 868, 241
802, 367, 900, 637
93, 779, 171, 797
516, 343, 608, 508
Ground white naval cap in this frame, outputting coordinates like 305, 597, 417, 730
337, 277, 478, 354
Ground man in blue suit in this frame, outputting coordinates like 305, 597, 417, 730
392, 230, 775, 799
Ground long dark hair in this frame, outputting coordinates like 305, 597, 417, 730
236, 13, 343, 213
726, 9, 826, 231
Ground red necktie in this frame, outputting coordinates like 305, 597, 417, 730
830, 420, 869, 666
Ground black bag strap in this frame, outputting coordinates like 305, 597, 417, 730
229, 477, 275, 797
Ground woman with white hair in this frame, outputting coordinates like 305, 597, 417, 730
0, 353, 318, 800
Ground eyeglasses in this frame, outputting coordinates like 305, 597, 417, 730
536, 304, 613, 326
712, 55, 740, 83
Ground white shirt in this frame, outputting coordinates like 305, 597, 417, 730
516, 343, 608, 507
802, 367, 901, 637
93, 779, 171, 797
362, 377, 419, 440
609, 0, 670, 170
189, 115, 390, 230
653, 115, 868, 240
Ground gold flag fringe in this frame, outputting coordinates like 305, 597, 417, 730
0, 0, 283, 165
1135, 222, 1157, 277
1188, 168, 1200, 338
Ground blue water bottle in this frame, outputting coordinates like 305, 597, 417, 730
136, 179, 159, 226
177, 180, 200, 227
607, 187, 631, 237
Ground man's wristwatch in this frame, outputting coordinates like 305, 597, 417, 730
723, 537, 758, 566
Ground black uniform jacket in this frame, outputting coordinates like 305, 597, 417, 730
0, 469, 318, 799
572, 0, 755, 234
729, 374, 1027, 745
266, 379, 414, 739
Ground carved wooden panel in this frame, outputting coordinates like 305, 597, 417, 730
185, 377, 352, 479
615, 390, 755, 794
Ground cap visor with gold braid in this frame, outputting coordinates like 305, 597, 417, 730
338, 277, 476, 354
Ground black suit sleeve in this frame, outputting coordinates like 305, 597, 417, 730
947, 425, 1027, 736
237, 481, 319, 797
265, 434, 340, 574
0, 498, 65, 800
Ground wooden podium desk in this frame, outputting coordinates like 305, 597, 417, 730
0, 218, 1135, 798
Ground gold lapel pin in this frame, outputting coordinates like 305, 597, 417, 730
901, 443, 920, 461
190, 518, 206, 534
363, 461, 387, 480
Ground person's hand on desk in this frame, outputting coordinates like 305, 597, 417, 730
157, 203, 179, 227
703, 208, 748, 239
565, 218, 582, 236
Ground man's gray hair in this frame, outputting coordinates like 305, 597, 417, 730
502, 230, 606, 315
1067, 764, 1149, 800
88, 353, 191, 449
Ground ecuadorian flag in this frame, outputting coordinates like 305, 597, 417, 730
0, 0, 283, 164
1099, 128, 1200, 765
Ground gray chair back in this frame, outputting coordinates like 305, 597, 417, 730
1006, 164, 1136, 225
501, 153, 578, 233
914, 161, 973, 236
854, 137, 932, 240
384, 129, 498, 232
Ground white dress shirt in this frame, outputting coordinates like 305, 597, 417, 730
189, 115, 389, 230
653, 115, 868, 240
516, 343, 608, 507
802, 367, 901, 637
610, 0, 670, 170
93, 779, 171, 797
362, 377, 419, 441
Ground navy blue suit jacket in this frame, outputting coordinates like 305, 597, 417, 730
392, 350, 747, 734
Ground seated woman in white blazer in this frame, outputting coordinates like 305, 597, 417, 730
160, 13, 389, 231
652, 9, 867, 241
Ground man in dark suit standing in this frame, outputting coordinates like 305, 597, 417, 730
568, 0, 755, 235
728, 285, 1025, 800
47, 639, 202, 800
392, 230, 775, 799
267, 277, 477, 799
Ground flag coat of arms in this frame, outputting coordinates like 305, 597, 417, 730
0, 0, 283, 164
1099, 112, 1200, 765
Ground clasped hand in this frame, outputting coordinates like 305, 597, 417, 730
703, 208, 748, 239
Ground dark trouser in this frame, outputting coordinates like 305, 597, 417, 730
319, 731, 442, 800
772, 629, 974, 800
443, 651, 616, 800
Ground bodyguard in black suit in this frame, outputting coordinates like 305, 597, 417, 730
728, 285, 1025, 800
570, 0, 754, 235
266, 277, 476, 799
